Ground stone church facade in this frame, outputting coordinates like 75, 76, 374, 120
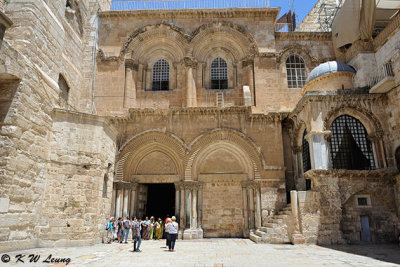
0, 0, 399, 252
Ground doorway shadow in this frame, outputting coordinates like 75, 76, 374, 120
320, 243, 400, 265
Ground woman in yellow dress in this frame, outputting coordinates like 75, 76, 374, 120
155, 218, 163, 240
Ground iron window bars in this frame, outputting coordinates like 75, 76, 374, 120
211, 57, 228, 90
286, 55, 306, 88
152, 59, 170, 91
330, 115, 375, 170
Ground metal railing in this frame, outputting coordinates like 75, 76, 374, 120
111, 0, 269, 10
367, 62, 394, 89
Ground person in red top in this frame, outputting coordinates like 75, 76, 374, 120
164, 214, 170, 248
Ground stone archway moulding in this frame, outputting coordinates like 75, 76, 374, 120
323, 106, 383, 135
119, 21, 258, 60
185, 128, 267, 180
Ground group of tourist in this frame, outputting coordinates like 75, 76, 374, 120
105, 215, 179, 252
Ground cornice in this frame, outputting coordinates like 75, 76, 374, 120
52, 108, 118, 137
290, 91, 386, 117
275, 31, 332, 41
99, 8, 280, 20
304, 169, 398, 182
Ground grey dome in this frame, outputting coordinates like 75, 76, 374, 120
306, 61, 356, 83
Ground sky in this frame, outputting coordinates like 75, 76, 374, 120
111, 0, 320, 24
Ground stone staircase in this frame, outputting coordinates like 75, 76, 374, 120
249, 205, 294, 244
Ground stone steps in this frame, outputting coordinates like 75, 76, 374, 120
249, 203, 293, 244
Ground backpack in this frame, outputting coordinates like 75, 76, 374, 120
123, 220, 131, 229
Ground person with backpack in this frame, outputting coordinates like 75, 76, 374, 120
117, 217, 124, 243
122, 216, 131, 243
132, 217, 142, 252
105, 217, 115, 244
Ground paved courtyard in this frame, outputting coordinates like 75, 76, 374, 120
2, 239, 400, 267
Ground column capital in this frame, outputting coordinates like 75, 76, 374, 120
114, 181, 131, 190
183, 56, 198, 69
305, 131, 332, 142
241, 180, 260, 190
241, 55, 254, 68
125, 59, 139, 70
181, 180, 202, 190
368, 130, 384, 142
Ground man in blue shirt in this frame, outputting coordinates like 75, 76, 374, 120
132, 217, 142, 252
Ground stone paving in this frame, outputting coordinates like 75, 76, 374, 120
2, 239, 400, 267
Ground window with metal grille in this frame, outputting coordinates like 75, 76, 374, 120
152, 59, 169, 91
330, 115, 375, 170
302, 130, 311, 173
286, 55, 306, 88
211, 57, 228, 90
357, 197, 368, 206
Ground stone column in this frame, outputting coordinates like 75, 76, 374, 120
241, 182, 249, 236
307, 131, 331, 170
111, 186, 116, 218
137, 63, 144, 91
191, 186, 198, 230
145, 67, 151, 91
197, 183, 203, 229
179, 184, 185, 235
174, 182, 181, 221
184, 57, 197, 107
248, 186, 255, 229
242, 57, 254, 106
185, 188, 191, 229
369, 131, 386, 168
254, 183, 262, 229
124, 59, 137, 109
129, 183, 138, 218
123, 187, 129, 217
115, 188, 123, 219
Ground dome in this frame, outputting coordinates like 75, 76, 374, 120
306, 61, 356, 83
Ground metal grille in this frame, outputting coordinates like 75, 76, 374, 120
286, 55, 306, 88
152, 59, 169, 91
330, 115, 375, 170
302, 130, 311, 173
211, 57, 228, 90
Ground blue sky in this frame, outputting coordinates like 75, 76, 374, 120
111, 0, 319, 23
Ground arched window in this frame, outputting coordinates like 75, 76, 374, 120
395, 147, 400, 171
58, 74, 69, 103
330, 115, 375, 170
302, 130, 311, 173
102, 174, 108, 198
152, 59, 169, 91
286, 55, 306, 88
211, 57, 228, 90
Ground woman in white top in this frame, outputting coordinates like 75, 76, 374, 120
166, 216, 179, 252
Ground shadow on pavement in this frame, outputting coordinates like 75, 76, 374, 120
321, 243, 400, 265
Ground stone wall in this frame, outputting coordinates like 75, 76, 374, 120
0, 0, 112, 253
36, 110, 116, 248
202, 182, 244, 237
305, 170, 399, 245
